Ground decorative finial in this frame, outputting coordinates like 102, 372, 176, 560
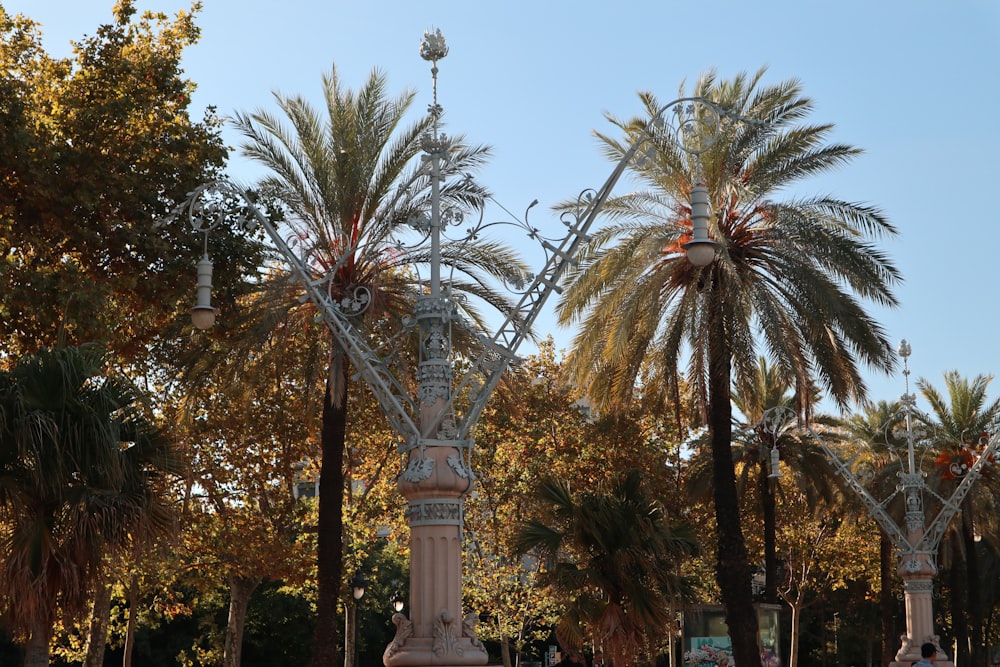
898, 338, 915, 408
419, 28, 447, 130
420, 27, 448, 63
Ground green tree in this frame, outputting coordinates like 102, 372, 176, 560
556, 69, 899, 666
228, 65, 522, 667
468, 341, 659, 667
0, 345, 180, 667
773, 488, 881, 667
0, 2, 243, 362
918, 371, 1000, 667
515, 470, 699, 667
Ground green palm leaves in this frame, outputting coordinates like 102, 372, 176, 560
558, 68, 900, 413
556, 68, 900, 667
516, 471, 698, 667
0, 345, 177, 649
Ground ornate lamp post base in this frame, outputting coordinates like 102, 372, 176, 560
889, 577, 952, 667
383, 627, 488, 667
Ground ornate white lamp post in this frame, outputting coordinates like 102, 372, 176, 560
168, 28, 760, 667
764, 341, 1000, 666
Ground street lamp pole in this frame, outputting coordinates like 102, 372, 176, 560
349, 572, 367, 667
167, 29, 761, 667
763, 342, 1000, 667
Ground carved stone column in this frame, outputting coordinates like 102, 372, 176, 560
889, 511, 953, 667
383, 295, 487, 667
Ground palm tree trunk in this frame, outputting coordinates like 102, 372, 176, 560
309, 367, 349, 667
950, 529, 970, 666
707, 307, 759, 667
759, 459, 778, 603
84, 575, 112, 667
224, 574, 262, 667
123, 574, 138, 667
879, 532, 894, 667
962, 508, 985, 667
23, 621, 50, 667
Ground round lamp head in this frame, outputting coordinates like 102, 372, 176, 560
683, 239, 718, 267
191, 306, 217, 330
350, 572, 368, 600
392, 591, 405, 613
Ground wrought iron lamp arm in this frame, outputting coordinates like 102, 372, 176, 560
168, 180, 422, 445
455, 96, 746, 439
918, 429, 1000, 552
762, 406, 912, 548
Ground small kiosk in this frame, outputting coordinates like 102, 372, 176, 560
680, 604, 782, 666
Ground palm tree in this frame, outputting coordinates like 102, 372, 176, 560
515, 470, 699, 667
842, 400, 906, 667
229, 66, 523, 667
557, 69, 900, 666
917, 371, 1000, 667
734, 360, 839, 604
0, 345, 178, 667
685, 358, 839, 606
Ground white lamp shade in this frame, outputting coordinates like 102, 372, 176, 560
684, 240, 717, 267
191, 306, 217, 330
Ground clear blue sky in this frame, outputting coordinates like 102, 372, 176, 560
9, 0, 1000, 414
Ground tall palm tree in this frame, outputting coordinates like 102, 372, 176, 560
515, 470, 699, 667
229, 66, 523, 667
917, 371, 1000, 667
0, 345, 178, 667
557, 69, 900, 666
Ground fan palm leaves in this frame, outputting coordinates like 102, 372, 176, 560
0, 345, 179, 667
556, 68, 900, 666
515, 470, 699, 667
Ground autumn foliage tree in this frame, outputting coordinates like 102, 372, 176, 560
0, 1, 252, 362
467, 341, 691, 667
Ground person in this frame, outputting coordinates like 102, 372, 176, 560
914, 642, 936, 666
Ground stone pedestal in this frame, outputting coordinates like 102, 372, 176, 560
384, 294, 488, 667
383, 440, 488, 667
889, 550, 952, 667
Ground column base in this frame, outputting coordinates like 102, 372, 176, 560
383, 613, 489, 667
384, 636, 489, 667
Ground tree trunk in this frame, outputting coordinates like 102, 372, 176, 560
500, 635, 513, 667
23, 621, 50, 667
707, 307, 759, 667
950, 529, 970, 666
879, 532, 894, 667
123, 574, 139, 667
309, 369, 349, 667
84, 575, 113, 667
759, 458, 778, 604
788, 602, 801, 667
962, 508, 985, 667
225, 574, 262, 667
